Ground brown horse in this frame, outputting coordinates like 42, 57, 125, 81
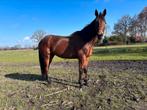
38, 9, 106, 87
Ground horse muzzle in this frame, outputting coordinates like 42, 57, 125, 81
98, 31, 104, 36
97, 32, 104, 40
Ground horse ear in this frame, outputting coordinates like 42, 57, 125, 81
102, 9, 107, 17
95, 9, 98, 17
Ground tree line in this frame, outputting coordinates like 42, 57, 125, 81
103, 7, 147, 45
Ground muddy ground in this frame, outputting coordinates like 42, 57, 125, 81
52, 60, 147, 74
1, 60, 147, 110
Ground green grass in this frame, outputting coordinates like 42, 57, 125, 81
0, 43, 147, 64
92, 43, 147, 60
0, 49, 66, 64
0, 49, 38, 63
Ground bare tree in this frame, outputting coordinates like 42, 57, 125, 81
129, 7, 147, 41
31, 30, 46, 43
112, 7, 147, 44
113, 15, 132, 44
137, 7, 147, 39
129, 15, 139, 37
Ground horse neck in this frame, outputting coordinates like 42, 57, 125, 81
85, 36, 97, 48
80, 19, 97, 43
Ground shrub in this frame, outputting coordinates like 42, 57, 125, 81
108, 35, 124, 45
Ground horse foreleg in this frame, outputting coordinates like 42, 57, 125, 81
79, 67, 83, 88
79, 56, 89, 87
83, 57, 89, 86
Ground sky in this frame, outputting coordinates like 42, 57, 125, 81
0, 0, 146, 47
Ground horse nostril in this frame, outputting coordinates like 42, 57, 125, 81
98, 32, 103, 36
98, 31, 103, 35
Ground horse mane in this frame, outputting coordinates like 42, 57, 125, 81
71, 19, 97, 42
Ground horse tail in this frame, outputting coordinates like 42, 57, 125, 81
38, 41, 44, 76
39, 51, 43, 74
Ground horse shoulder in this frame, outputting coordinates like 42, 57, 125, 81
79, 44, 93, 57
86, 47, 93, 57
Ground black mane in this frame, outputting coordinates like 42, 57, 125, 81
71, 19, 97, 42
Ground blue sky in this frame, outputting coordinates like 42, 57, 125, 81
0, 0, 146, 47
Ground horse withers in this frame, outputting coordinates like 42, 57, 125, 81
38, 9, 106, 88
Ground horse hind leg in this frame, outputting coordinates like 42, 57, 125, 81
39, 51, 50, 83
47, 53, 54, 81
49, 54, 54, 66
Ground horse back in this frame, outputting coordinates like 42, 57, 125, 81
39, 35, 77, 58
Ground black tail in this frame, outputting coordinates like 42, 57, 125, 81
38, 40, 45, 75
39, 50, 44, 75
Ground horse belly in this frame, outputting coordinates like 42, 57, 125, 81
52, 39, 77, 58
55, 48, 77, 58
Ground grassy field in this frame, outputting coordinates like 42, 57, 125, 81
92, 43, 147, 60
0, 43, 147, 64
0, 44, 147, 110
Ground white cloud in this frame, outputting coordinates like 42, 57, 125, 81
23, 36, 31, 41
16, 36, 34, 48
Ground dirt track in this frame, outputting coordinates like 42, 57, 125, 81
52, 60, 147, 74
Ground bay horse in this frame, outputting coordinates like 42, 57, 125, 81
38, 9, 106, 88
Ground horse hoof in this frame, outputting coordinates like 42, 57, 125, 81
79, 80, 84, 88
83, 80, 89, 86
79, 79, 88, 87
84, 82, 88, 87
47, 78, 52, 84
42, 74, 48, 80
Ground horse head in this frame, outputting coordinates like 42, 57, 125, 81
95, 9, 107, 39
